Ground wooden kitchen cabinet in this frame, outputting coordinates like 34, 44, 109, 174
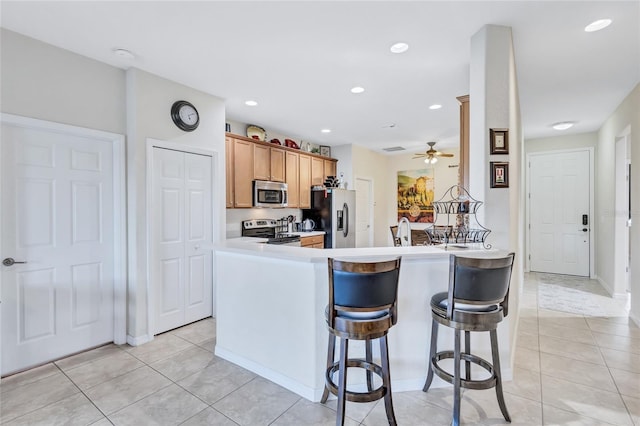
285, 151, 299, 208
311, 156, 324, 186
225, 133, 336, 209
233, 138, 254, 208
254, 144, 285, 182
300, 234, 324, 248
324, 159, 336, 180
299, 154, 311, 208
225, 137, 235, 208
270, 148, 285, 181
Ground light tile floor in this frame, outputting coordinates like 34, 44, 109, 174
1, 273, 638, 425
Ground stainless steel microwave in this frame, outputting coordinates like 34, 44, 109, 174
253, 180, 288, 208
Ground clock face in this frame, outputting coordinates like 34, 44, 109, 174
179, 104, 198, 125
171, 100, 199, 132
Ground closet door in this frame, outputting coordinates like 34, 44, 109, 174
152, 147, 212, 334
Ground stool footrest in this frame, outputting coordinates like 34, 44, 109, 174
326, 358, 387, 403
431, 350, 498, 390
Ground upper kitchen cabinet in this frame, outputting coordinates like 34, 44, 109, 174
311, 156, 324, 186
254, 144, 286, 182
225, 137, 235, 208
324, 159, 336, 181
285, 151, 299, 208
299, 154, 311, 209
232, 138, 254, 208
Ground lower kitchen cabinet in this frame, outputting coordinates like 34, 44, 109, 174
300, 234, 324, 248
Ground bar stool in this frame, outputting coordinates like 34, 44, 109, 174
423, 253, 515, 426
321, 257, 402, 426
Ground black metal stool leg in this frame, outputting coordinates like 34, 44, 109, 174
464, 331, 471, 381
365, 338, 374, 391
321, 332, 336, 403
453, 328, 461, 426
490, 329, 511, 422
380, 335, 397, 426
423, 318, 439, 392
336, 337, 349, 426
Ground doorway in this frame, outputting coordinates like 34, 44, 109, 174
149, 143, 214, 335
614, 133, 631, 296
528, 149, 594, 277
355, 177, 373, 247
0, 114, 126, 375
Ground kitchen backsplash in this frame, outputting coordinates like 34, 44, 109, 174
226, 207, 303, 238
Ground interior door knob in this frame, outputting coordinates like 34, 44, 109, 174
3, 258, 27, 266
581, 228, 588, 232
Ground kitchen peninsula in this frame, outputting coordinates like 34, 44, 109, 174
213, 240, 513, 402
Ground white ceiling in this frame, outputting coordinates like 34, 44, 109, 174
1, 1, 638, 153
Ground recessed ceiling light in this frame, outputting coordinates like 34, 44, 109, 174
350, 86, 365, 94
585, 19, 612, 32
390, 42, 409, 54
245, 100, 258, 106
429, 104, 442, 110
552, 121, 575, 130
321, 129, 331, 133
113, 48, 135, 60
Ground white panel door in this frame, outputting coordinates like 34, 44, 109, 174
529, 150, 590, 276
1, 123, 114, 375
152, 148, 212, 334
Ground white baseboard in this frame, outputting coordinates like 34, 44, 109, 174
215, 345, 513, 402
126, 334, 153, 347
596, 276, 629, 299
216, 346, 318, 401
630, 312, 640, 328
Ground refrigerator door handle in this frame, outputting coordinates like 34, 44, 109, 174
343, 203, 349, 237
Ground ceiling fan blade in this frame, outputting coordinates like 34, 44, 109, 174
435, 152, 454, 157
412, 154, 427, 158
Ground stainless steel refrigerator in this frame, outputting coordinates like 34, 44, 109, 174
302, 188, 356, 248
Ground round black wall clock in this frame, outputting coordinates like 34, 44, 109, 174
171, 100, 200, 132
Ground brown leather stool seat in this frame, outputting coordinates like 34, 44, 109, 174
321, 257, 402, 426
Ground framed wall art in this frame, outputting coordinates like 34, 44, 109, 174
490, 128, 509, 154
490, 161, 509, 188
320, 145, 331, 157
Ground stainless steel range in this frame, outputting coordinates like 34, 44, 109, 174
241, 219, 301, 246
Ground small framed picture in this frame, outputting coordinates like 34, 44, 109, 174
490, 162, 509, 188
490, 128, 509, 155
320, 145, 331, 157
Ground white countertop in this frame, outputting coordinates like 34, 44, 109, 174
214, 237, 502, 263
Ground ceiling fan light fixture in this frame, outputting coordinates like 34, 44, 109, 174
424, 157, 438, 164
585, 19, 612, 32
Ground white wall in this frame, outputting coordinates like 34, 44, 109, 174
0, 29, 125, 134
525, 132, 598, 154
126, 68, 226, 341
596, 84, 639, 324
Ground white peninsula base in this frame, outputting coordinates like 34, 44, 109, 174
214, 240, 513, 402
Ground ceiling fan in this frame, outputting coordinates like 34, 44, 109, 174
412, 142, 454, 164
